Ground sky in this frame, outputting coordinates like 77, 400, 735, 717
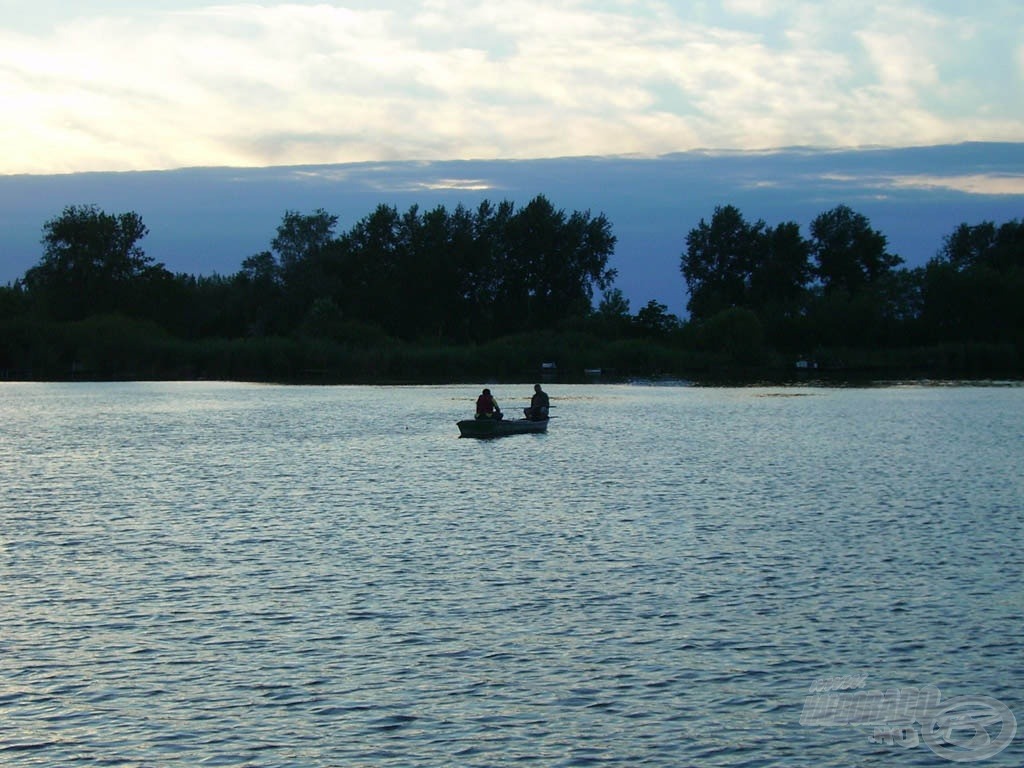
2, 1, 1023, 174
1, 2, 1023, 315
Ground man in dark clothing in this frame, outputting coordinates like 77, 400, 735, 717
525, 384, 550, 420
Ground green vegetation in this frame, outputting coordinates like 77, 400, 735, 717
680, 204, 1023, 374
1, 199, 1022, 382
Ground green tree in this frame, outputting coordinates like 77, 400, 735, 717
750, 220, 812, 350
321, 196, 617, 342
597, 288, 630, 319
809, 205, 901, 295
465, 199, 516, 340
25, 205, 166, 321
681, 205, 765, 320
0, 281, 29, 320
634, 299, 680, 336
500, 195, 617, 332
939, 219, 1024, 274
750, 221, 811, 312
234, 251, 285, 335
272, 209, 338, 278
443, 203, 490, 341
338, 204, 406, 335
805, 206, 906, 347
697, 307, 766, 365
269, 209, 340, 329
922, 219, 1024, 344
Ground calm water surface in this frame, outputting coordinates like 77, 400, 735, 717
1, 382, 1022, 766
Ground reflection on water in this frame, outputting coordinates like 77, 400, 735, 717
1, 382, 1022, 766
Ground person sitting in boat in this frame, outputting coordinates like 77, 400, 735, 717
475, 388, 503, 420
524, 383, 550, 420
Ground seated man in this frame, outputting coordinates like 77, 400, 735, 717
475, 388, 502, 420
524, 383, 549, 420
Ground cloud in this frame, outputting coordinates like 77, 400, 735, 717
1, 2, 1022, 174
721, 0, 777, 18
888, 173, 1024, 196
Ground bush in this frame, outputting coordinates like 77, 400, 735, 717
696, 308, 768, 366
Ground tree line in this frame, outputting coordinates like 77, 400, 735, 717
679, 204, 1023, 359
11, 196, 616, 343
0, 196, 1021, 380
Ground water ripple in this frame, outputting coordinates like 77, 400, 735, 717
1, 382, 1021, 766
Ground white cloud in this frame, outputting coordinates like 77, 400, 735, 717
721, 0, 777, 18
889, 173, 1024, 196
0, 1, 1021, 174
817, 169, 1024, 196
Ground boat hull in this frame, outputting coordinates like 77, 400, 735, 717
457, 418, 549, 438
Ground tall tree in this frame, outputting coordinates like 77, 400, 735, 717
804, 206, 906, 347
681, 205, 765, 320
339, 204, 405, 334
634, 299, 679, 336
749, 220, 813, 351
443, 203, 487, 341
809, 205, 901, 295
25, 205, 164, 320
504, 195, 616, 331
750, 221, 811, 312
922, 219, 1024, 344
272, 209, 338, 278
597, 288, 631, 319
466, 200, 515, 340
235, 251, 285, 335
270, 209, 340, 328
560, 207, 618, 312
392, 204, 459, 339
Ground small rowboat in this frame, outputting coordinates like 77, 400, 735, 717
457, 417, 549, 438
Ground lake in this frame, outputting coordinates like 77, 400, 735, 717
1, 381, 1021, 766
